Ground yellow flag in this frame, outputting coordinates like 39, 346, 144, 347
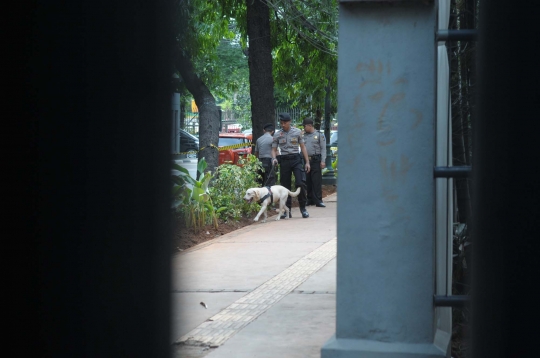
191, 100, 198, 113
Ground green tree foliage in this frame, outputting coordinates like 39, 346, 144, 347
179, 1, 249, 102
214, 40, 250, 100
175, 0, 237, 171
268, 0, 338, 116
182, 38, 252, 130
226, 0, 338, 115
175, 0, 338, 147
220, 0, 339, 140
213, 39, 252, 128
176, 1, 237, 76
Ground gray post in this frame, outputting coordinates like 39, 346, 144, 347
322, 1, 449, 357
172, 92, 181, 154
323, 83, 336, 184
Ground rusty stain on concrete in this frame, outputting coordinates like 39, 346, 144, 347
399, 155, 413, 176
351, 118, 365, 131
390, 161, 397, 180
379, 155, 413, 181
369, 91, 384, 101
393, 77, 408, 85
382, 188, 398, 203
356, 59, 387, 76
410, 109, 423, 129
359, 79, 381, 88
379, 157, 388, 177
355, 61, 367, 72
389, 93, 405, 103
377, 139, 396, 146
354, 95, 362, 112
377, 102, 390, 131
368, 59, 376, 72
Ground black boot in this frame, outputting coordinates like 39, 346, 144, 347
300, 206, 309, 218
281, 206, 292, 219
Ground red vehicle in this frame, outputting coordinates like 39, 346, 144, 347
218, 133, 252, 166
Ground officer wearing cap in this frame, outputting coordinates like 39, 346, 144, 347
254, 123, 276, 186
271, 113, 310, 218
302, 117, 326, 207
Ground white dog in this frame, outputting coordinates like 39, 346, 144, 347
243, 185, 301, 222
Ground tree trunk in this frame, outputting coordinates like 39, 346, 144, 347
246, 0, 275, 144
175, 50, 220, 174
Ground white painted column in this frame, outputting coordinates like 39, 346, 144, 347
322, 1, 449, 357
434, 0, 453, 348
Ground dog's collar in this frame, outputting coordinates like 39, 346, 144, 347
258, 186, 273, 204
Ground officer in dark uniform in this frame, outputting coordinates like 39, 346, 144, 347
302, 117, 327, 207
254, 123, 276, 186
271, 113, 310, 218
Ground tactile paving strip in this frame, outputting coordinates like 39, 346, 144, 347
175, 238, 337, 347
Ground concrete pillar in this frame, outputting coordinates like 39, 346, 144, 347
322, 1, 449, 357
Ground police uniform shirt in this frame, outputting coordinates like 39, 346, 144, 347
272, 127, 304, 155
303, 130, 327, 162
255, 133, 273, 158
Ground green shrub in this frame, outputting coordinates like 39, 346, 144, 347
209, 154, 263, 221
331, 155, 338, 178
321, 156, 338, 178
172, 158, 224, 230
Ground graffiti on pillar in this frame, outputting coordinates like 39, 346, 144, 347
353, 59, 426, 213
353, 59, 425, 148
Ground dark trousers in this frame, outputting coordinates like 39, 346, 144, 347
259, 157, 276, 186
278, 154, 307, 208
306, 156, 323, 204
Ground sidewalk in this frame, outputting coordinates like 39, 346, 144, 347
171, 193, 337, 358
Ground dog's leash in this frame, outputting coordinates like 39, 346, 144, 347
263, 162, 277, 187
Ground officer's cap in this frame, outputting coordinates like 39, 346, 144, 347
278, 113, 291, 122
302, 117, 314, 126
263, 123, 274, 131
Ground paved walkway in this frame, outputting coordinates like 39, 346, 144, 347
171, 193, 337, 357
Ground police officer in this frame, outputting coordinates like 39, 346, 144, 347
271, 113, 310, 218
302, 117, 326, 207
254, 123, 276, 186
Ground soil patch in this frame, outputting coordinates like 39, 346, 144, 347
173, 184, 337, 252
